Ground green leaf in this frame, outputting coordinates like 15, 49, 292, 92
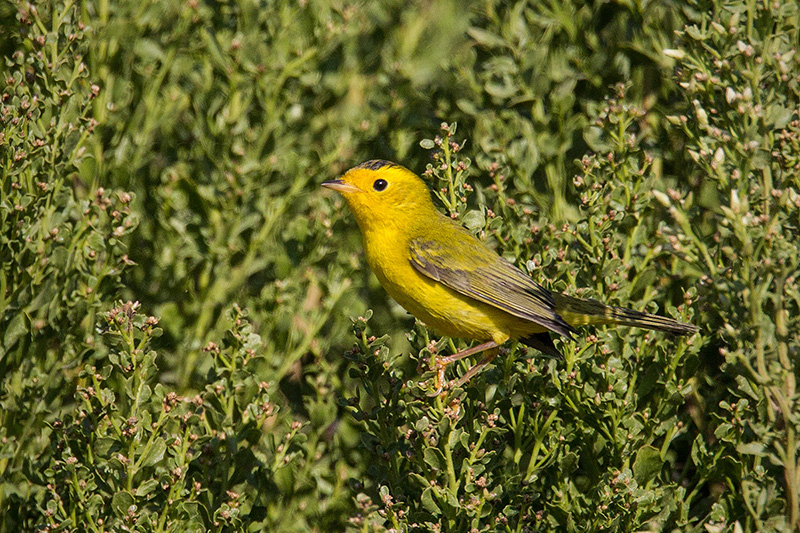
447, 428, 465, 451
408, 473, 430, 489
135, 478, 160, 497
561, 452, 579, 475
421, 487, 440, 515
3, 314, 26, 351
141, 437, 167, 467
714, 423, 734, 442
467, 27, 507, 49
633, 446, 663, 485
86, 494, 105, 514
111, 490, 135, 517
94, 438, 119, 457
133, 38, 166, 62
462, 210, 485, 232
423, 447, 445, 471
737, 442, 766, 456
735, 375, 759, 401
175, 503, 208, 533
415, 417, 430, 432
50, 247, 69, 269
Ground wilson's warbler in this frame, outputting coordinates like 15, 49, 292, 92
323, 160, 697, 390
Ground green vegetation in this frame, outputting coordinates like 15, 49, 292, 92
1, 0, 798, 531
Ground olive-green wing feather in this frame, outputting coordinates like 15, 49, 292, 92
408, 225, 576, 340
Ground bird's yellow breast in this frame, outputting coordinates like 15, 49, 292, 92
361, 227, 543, 344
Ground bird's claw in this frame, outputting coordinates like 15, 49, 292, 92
423, 360, 450, 397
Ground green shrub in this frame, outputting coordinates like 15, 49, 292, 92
1, 1, 355, 529
0, 2, 138, 523
36, 302, 346, 532
1, 0, 798, 531
660, 1, 800, 530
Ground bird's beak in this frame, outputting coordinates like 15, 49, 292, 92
321, 179, 361, 194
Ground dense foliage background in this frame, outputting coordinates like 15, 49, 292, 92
1, 0, 798, 531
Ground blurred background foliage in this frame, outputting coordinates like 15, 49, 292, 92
0, 0, 798, 530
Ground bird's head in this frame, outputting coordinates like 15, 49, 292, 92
322, 160, 436, 231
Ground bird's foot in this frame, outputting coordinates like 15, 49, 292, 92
424, 360, 450, 397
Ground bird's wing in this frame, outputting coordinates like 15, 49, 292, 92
408, 224, 576, 339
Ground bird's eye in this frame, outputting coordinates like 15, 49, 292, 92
372, 178, 388, 192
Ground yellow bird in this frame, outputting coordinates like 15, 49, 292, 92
323, 160, 697, 390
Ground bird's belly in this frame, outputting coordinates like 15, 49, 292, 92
365, 243, 542, 343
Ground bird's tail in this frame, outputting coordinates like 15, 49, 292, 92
552, 293, 698, 336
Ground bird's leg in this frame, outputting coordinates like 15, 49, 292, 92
452, 348, 499, 389
427, 341, 498, 396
